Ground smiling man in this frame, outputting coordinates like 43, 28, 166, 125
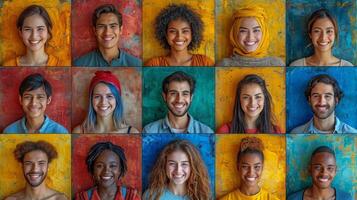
4, 141, 68, 200
142, 71, 213, 134
3, 73, 68, 134
74, 4, 141, 67
290, 74, 357, 134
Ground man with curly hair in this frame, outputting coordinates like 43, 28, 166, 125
4, 140, 68, 200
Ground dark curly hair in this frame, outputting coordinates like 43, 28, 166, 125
14, 140, 58, 163
304, 74, 343, 102
154, 4, 203, 51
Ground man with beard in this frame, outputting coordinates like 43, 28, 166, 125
291, 74, 357, 134
4, 141, 68, 200
288, 146, 352, 200
142, 71, 213, 133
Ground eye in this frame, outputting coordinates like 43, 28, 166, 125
253, 29, 261, 33
254, 165, 261, 170
255, 95, 263, 100
37, 27, 45, 32
313, 165, 322, 171
326, 29, 334, 34
93, 95, 101, 99
23, 28, 32, 32
110, 24, 118, 29
182, 29, 191, 34
110, 164, 118, 169
106, 94, 114, 99
95, 163, 104, 169
241, 165, 249, 170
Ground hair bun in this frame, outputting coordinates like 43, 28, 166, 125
240, 137, 264, 152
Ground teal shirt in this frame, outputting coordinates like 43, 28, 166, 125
3, 116, 68, 134
143, 189, 189, 200
290, 117, 357, 134
74, 49, 141, 67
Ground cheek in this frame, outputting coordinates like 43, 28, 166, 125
238, 33, 246, 43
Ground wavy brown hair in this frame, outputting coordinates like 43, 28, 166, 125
145, 139, 211, 200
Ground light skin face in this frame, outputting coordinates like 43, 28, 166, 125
92, 150, 121, 188
240, 84, 265, 122
22, 150, 49, 188
94, 13, 122, 51
166, 19, 192, 52
162, 81, 192, 117
308, 83, 337, 120
19, 87, 51, 120
166, 150, 191, 187
238, 17, 262, 52
309, 152, 337, 189
92, 83, 116, 118
19, 14, 49, 53
309, 18, 335, 53
238, 153, 263, 189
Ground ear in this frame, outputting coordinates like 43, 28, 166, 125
308, 163, 312, 175
93, 26, 97, 36
47, 96, 52, 105
18, 29, 22, 38
19, 95, 23, 105
119, 25, 123, 35
308, 96, 312, 106
335, 97, 339, 105
162, 92, 167, 102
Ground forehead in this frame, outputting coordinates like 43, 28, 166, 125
167, 150, 189, 161
167, 81, 191, 91
312, 17, 334, 28
311, 152, 336, 164
93, 83, 112, 94
23, 14, 47, 27
168, 19, 190, 29
239, 152, 262, 164
23, 150, 48, 162
96, 13, 119, 24
239, 17, 259, 27
22, 86, 47, 96
311, 82, 334, 94
95, 149, 120, 163
240, 83, 263, 95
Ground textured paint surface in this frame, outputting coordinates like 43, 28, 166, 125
143, 0, 215, 63
287, 134, 356, 198
286, 67, 357, 132
0, 134, 71, 199
0, 0, 71, 66
72, 134, 141, 197
0, 68, 71, 132
142, 67, 215, 130
215, 0, 286, 63
142, 134, 215, 193
71, 67, 142, 131
216, 67, 286, 133
286, 0, 357, 65
72, 0, 142, 60
216, 134, 286, 199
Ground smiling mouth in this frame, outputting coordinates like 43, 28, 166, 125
174, 41, 185, 46
29, 40, 41, 44
101, 176, 113, 181
246, 177, 256, 182
98, 106, 110, 111
103, 36, 114, 41
247, 107, 258, 112
27, 173, 43, 180
318, 177, 329, 182
244, 41, 257, 46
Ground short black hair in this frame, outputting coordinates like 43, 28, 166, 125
162, 71, 196, 94
304, 74, 343, 101
92, 4, 122, 27
154, 4, 203, 50
86, 142, 127, 178
310, 145, 336, 162
19, 73, 52, 97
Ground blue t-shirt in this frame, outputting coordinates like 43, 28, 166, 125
290, 117, 357, 134
143, 188, 189, 200
3, 116, 68, 134
74, 49, 141, 67
288, 188, 353, 200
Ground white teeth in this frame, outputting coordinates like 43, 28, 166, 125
30, 40, 40, 44
248, 107, 257, 111
101, 176, 112, 180
175, 41, 184, 45
103, 37, 113, 41
246, 177, 256, 181
318, 42, 328, 46
245, 41, 256, 46
174, 104, 184, 108
318, 178, 328, 182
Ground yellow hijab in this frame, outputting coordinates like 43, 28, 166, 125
230, 6, 269, 58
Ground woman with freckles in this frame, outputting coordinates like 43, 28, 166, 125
72, 71, 139, 134
3, 5, 63, 66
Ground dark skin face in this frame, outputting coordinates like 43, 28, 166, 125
309, 152, 337, 190
92, 150, 121, 189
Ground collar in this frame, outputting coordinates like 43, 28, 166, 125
163, 113, 194, 133
96, 48, 121, 64
308, 116, 341, 134
21, 115, 48, 133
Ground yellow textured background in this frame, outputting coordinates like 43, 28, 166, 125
216, 134, 286, 199
0, 0, 71, 66
143, 0, 215, 63
215, 0, 285, 63
0, 134, 71, 199
216, 67, 286, 133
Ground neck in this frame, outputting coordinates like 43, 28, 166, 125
310, 51, 335, 65
239, 183, 260, 196
25, 183, 48, 200
99, 47, 119, 64
167, 50, 192, 66
23, 49, 48, 66
96, 115, 115, 133
97, 184, 118, 199
168, 182, 186, 196
26, 115, 45, 133
307, 185, 334, 199
313, 113, 335, 133
244, 115, 258, 129
167, 112, 189, 129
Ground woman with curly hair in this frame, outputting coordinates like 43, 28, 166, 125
220, 137, 279, 200
145, 4, 214, 66
143, 139, 211, 200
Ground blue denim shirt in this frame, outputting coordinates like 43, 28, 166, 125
142, 114, 213, 134
3, 116, 68, 134
290, 117, 357, 134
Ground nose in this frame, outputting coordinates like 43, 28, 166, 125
175, 93, 183, 102
31, 163, 39, 172
320, 31, 327, 41
99, 96, 107, 104
318, 95, 326, 104
247, 166, 254, 175
104, 26, 112, 35
249, 97, 256, 105
174, 164, 182, 173
247, 31, 254, 41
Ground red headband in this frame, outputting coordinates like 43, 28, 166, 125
89, 71, 121, 95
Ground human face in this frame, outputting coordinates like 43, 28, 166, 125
166, 150, 191, 186
240, 84, 265, 121
238, 17, 262, 52
163, 81, 192, 117
19, 87, 51, 120
309, 152, 336, 189
94, 13, 122, 50
238, 153, 263, 188
309, 18, 335, 53
166, 19, 192, 52
92, 83, 116, 118
93, 150, 121, 188
22, 150, 48, 188
309, 83, 337, 120
19, 14, 49, 52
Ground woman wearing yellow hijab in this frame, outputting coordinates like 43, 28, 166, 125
217, 6, 284, 66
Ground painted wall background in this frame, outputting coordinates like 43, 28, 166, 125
142, 67, 215, 130
0, 68, 71, 132
286, 134, 356, 198
216, 134, 286, 199
143, 0, 215, 63
215, 0, 286, 64
71, 67, 142, 131
216, 67, 286, 133
0, 0, 71, 66
286, 67, 357, 132
72, 134, 141, 197
0, 134, 71, 199
286, 0, 357, 65
142, 134, 215, 194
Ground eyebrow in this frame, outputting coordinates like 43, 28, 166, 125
96, 23, 118, 26
311, 92, 334, 96
241, 162, 262, 165
239, 26, 261, 29
242, 93, 263, 96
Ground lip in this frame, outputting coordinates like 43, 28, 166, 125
247, 107, 258, 112
100, 175, 113, 181
29, 40, 41, 44
318, 177, 329, 182
102, 36, 114, 41
245, 177, 256, 182
27, 173, 43, 180
244, 41, 257, 46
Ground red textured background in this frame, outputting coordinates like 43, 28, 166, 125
71, 134, 142, 196
71, 0, 142, 61
0, 67, 71, 132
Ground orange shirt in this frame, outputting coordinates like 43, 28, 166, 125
145, 54, 214, 66
3, 54, 64, 66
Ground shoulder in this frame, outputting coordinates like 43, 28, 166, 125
273, 125, 283, 134
219, 189, 240, 200
335, 189, 353, 200
129, 126, 140, 134
340, 122, 357, 133
340, 59, 354, 66
46, 117, 69, 133
73, 50, 97, 66
72, 125, 83, 134
145, 56, 167, 66
290, 121, 310, 134
217, 123, 230, 134
287, 189, 304, 200
259, 189, 280, 200
190, 117, 214, 133
3, 119, 22, 133
119, 50, 142, 66
289, 58, 305, 66
54, 193, 68, 200
192, 54, 214, 66
142, 118, 165, 133
267, 56, 285, 66
4, 190, 25, 200
216, 57, 235, 67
